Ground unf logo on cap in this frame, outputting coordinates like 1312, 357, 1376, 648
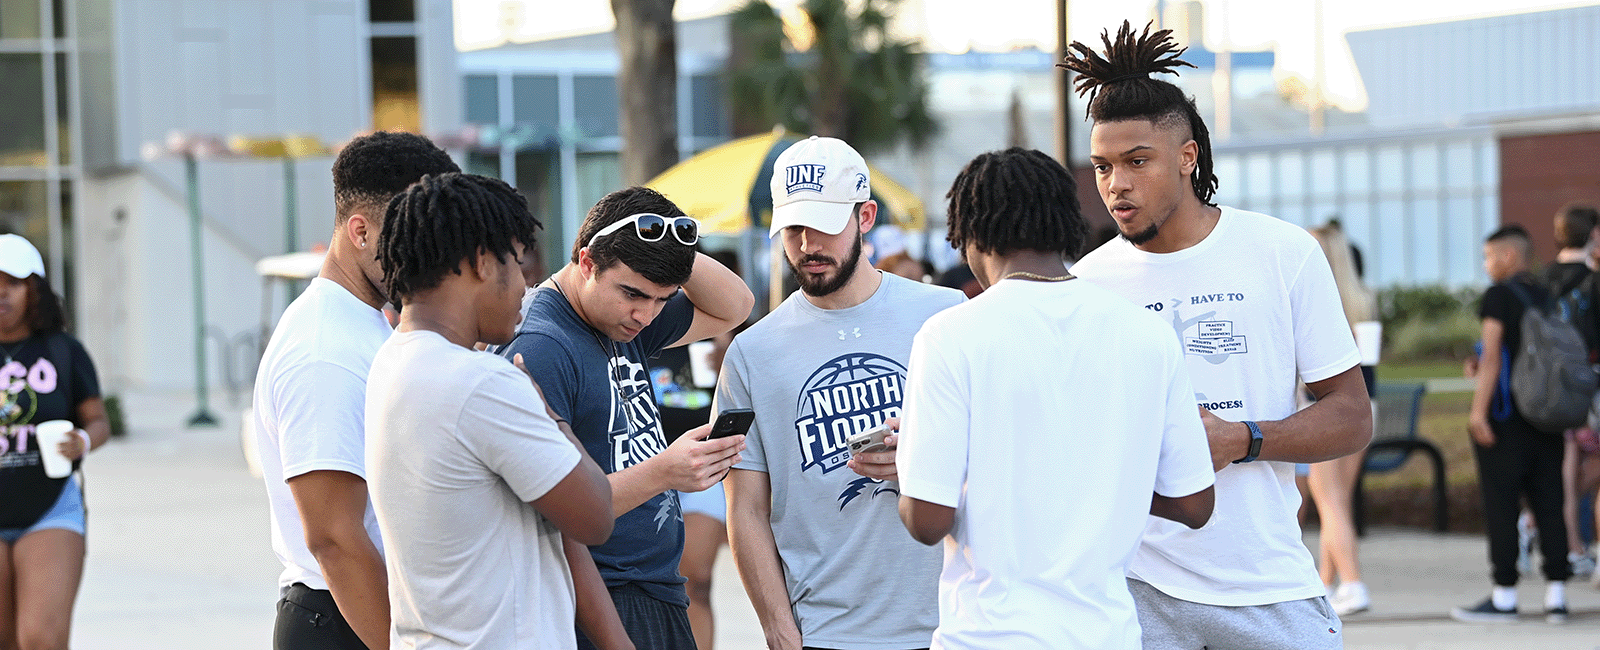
785, 164, 827, 195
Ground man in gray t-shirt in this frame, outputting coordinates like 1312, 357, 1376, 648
720, 137, 963, 650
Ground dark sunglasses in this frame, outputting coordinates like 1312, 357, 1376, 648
587, 213, 701, 248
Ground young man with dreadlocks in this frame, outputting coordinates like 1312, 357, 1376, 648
365, 173, 614, 649
497, 185, 753, 649
895, 147, 1214, 650
716, 136, 963, 650
252, 131, 459, 650
1062, 22, 1371, 649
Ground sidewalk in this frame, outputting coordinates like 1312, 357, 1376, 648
68, 393, 1600, 649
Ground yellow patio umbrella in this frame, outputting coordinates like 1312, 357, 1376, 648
646, 128, 926, 234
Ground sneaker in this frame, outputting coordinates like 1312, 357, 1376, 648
1571, 552, 1596, 580
1332, 582, 1370, 616
1547, 605, 1569, 624
1451, 597, 1518, 623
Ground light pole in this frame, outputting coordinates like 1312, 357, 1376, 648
180, 142, 218, 427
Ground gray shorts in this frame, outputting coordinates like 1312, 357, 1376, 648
1128, 578, 1342, 650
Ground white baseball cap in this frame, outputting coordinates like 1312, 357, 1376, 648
0, 234, 44, 280
769, 136, 871, 237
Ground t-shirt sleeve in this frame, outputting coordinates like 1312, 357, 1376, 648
1291, 244, 1363, 384
715, 342, 766, 473
896, 325, 969, 508
637, 292, 696, 355
1479, 283, 1518, 325
457, 365, 582, 503
502, 333, 581, 423
1155, 340, 1216, 498
273, 360, 370, 480
63, 335, 101, 405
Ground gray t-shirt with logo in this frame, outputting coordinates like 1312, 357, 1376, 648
717, 272, 963, 650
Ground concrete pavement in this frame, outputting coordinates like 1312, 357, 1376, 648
66, 393, 1600, 649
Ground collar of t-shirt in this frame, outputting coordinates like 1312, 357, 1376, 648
1111, 206, 1236, 265
791, 271, 897, 322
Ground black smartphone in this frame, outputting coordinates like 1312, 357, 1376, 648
707, 408, 755, 439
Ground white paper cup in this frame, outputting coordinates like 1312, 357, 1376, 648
1354, 321, 1382, 366
35, 420, 76, 479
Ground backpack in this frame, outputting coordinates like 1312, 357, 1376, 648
1505, 281, 1598, 433
1554, 272, 1600, 361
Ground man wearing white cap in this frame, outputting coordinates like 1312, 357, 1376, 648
720, 136, 964, 650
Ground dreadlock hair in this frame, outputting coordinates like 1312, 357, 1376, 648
332, 131, 461, 224
1058, 20, 1218, 206
378, 173, 542, 306
572, 186, 696, 287
945, 148, 1088, 258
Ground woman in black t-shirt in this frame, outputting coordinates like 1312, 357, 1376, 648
0, 234, 109, 650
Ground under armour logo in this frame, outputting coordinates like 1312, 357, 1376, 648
838, 328, 861, 340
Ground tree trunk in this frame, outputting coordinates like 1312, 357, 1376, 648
612, 0, 679, 186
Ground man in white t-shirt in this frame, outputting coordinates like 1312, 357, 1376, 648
1061, 23, 1372, 649
896, 147, 1215, 650
252, 132, 459, 650
365, 173, 614, 649
719, 136, 964, 650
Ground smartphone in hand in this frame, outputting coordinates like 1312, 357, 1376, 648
847, 421, 894, 455
707, 409, 755, 440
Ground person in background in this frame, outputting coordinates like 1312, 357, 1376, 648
1544, 203, 1600, 580
253, 131, 460, 650
365, 172, 614, 649
1306, 220, 1379, 616
0, 234, 110, 650
875, 252, 927, 282
1454, 225, 1570, 623
897, 147, 1214, 649
1064, 22, 1371, 649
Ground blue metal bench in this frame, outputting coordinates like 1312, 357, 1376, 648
1352, 382, 1448, 535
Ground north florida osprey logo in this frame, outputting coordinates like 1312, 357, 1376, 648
854, 172, 868, 191
838, 476, 899, 510
795, 353, 906, 475
785, 164, 827, 195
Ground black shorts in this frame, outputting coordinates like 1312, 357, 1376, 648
274, 582, 369, 650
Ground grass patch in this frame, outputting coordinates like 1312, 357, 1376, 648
1378, 359, 1466, 383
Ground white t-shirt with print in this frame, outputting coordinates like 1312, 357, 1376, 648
1071, 206, 1361, 607
366, 329, 582, 650
897, 279, 1215, 650
253, 277, 391, 593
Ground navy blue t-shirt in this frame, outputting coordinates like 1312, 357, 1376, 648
499, 286, 695, 607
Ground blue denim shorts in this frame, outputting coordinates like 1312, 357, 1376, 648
0, 475, 85, 544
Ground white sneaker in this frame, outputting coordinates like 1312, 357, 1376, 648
1570, 552, 1596, 580
1332, 582, 1370, 616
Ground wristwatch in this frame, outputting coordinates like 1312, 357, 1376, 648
1232, 421, 1263, 464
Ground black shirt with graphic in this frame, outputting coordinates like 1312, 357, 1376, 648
0, 332, 101, 528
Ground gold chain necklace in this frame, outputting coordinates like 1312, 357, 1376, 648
1002, 271, 1074, 282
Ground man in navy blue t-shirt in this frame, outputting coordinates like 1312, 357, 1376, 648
498, 186, 754, 650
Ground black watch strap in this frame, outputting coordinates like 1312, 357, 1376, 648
1232, 420, 1263, 464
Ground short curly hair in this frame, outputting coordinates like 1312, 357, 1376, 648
378, 173, 542, 305
946, 148, 1088, 258
332, 131, 460, 223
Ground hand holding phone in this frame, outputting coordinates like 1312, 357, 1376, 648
707, 408, 755, 440
847, 421, 894, 455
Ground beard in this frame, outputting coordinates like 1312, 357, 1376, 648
789, 235, 863, 298
1122, 221, 1160, 246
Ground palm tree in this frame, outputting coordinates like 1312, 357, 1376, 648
612, 0, 680, 185
726, 0, 937, 154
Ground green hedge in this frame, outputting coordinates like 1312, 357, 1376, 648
1378, 285, 1482, 362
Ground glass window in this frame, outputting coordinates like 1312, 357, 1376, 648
1411, 198, 1442, 283
572, 76, 619, 139
0, 181, 48, 249
0, 0, 41, 38
512, 75, 559, 137
1408, 144, 1439, 192
576, 152, 620, 210
1442, 140, 1477, 191
57, 180, 71, 300
371, 37, 419, 132
1309, 150, 1337, 198
465, 151, 500, 178
52, 0, 62, 38
1341, 147, 1371, 195
516, 151, 562, 277
690, 75, 728, 138
465, 74, 498, 125
1243, 154, 1272, 202
368, 0, 414, 23
0, 54, 46, 167
1375, 146, 1405, 194
1277, 150, 1305, 197
56, 52, 69, 166
1212, 155, 1243, 205
1374, 198, 1406, 286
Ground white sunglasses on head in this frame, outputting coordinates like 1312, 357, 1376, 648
587, 213, 701, 248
